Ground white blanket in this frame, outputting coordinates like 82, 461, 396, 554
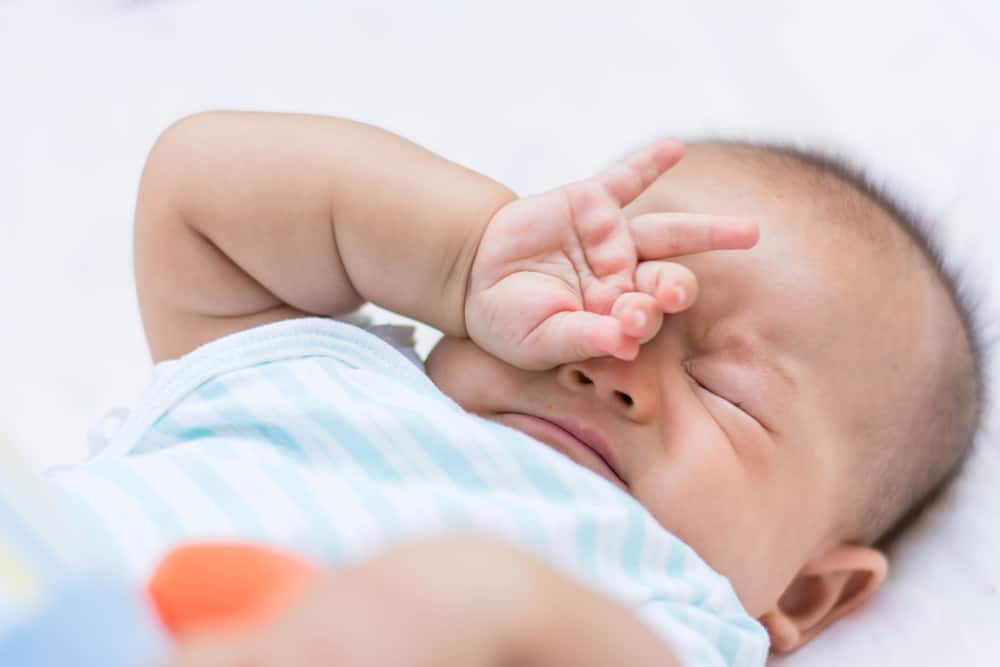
0, 1, 996, 664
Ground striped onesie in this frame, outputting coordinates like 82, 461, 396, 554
46, 317, 769, 666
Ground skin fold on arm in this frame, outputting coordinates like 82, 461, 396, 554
134, 111, 515, 361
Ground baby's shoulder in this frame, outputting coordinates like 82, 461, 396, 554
88, 317, 441, 462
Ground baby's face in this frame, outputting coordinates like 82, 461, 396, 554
426, 147, 935, 617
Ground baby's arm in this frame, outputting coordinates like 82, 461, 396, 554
135, 111, 515, 361
171, 535, 679, 667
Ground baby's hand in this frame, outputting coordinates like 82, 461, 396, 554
465, 140, 758, 369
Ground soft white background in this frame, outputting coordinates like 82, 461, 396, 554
1, 1, 997, 665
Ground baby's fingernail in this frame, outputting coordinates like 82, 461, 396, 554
633, 311, 646, 328
674, 286, 687, 305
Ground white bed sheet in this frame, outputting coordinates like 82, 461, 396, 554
0, 1, 996, 664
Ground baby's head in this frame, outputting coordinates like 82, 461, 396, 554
426, 141, 985, 651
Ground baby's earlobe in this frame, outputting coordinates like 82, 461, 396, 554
759, 608, 802, 653
761, 545, 888, 653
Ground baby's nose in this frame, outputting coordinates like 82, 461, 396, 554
556, 360, 649, 419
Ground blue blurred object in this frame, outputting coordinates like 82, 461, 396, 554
0, 576, 167, 667
0, 437, 168, 665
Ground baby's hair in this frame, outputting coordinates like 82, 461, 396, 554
690, 139, 988, 550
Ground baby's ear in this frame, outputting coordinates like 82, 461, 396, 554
759, 545, 888, 653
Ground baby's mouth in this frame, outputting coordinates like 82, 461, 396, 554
493, 412, 627, 489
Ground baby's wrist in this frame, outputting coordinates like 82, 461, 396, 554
447, 191, 517, 338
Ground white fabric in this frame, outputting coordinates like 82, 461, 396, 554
0, 1, 996, 665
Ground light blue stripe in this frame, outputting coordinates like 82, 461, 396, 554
55, 491, 129, 573
313, 358, 552, 548
164, 408, 399, 544
195, 379, 306, 461
88, 463, 184, 544
622, 505, 645, 578
717, 623, 742, 666
689, 643, 714, 666
151, 413, 214, 445
153, 414, 240, 460
666, 540, 686, 576
206, 353, 542, 550
193, 365, 401, 539
429, 491, 470, 524
259, 363, 401, 481
394, 408, 488, 491
513, 506, 550, 552
688, 580, 709, 606
128, 414, 185, 455
261, 463, 342, 556
314, 359, 484, 491
480, 421, 573, 500
345, 478, 401, 535
478, 423, 594, 554
168, 453, 267, 536
305, 405, 402, 477
575, 515, 598, 575
671, 605, 691, 626
0, 504, 64, 575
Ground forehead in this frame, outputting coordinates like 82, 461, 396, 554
627, 145, 862, 360
627, 144, 938, 430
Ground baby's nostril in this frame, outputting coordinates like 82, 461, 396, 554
574, 370, 593, 385
615, 391, 634, 407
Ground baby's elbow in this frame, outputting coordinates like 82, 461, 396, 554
143, 112, 213, 176
138, 112, 230, 225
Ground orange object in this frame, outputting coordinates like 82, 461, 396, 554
147, 543, 320, 639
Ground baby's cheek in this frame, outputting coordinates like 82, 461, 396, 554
702, 398, 776, 475
635, 430, 758, 554
426, 337, 467, 396
426, 337, 510, 412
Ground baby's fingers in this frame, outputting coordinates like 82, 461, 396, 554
596, 139, 685, 207
525, 311, 639, 368
634, 261, 698, 314
610, 292, 663, 344
630, 213, 758, 260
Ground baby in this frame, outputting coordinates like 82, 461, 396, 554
45, 112, 982, 666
